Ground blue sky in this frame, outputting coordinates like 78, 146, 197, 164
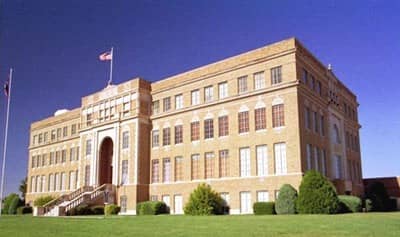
0, 0, 399, 195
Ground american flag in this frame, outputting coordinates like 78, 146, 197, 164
99, 51, 112, 61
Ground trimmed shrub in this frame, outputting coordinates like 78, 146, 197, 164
33, 195, 54, 207
364, 199, 373, 212
105, 204, 120, 215
296, 170, 340, 214
184, 183, 223, 215
91, 205, 105, 215
76, 204, 93, 215
1, 193, 20, 214
275, 184, 298, 214
253, 202, 275, 215
137, 201, 168, 215
8, 195, 22, 215
338, 195, 362, 213
17, 206, 33, 215
365, 182, 391, 211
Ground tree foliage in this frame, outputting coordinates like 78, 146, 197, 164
184, 183, 223, 215
275, 184, 298, 214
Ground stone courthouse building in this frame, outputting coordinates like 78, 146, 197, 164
26, 38, 363, 215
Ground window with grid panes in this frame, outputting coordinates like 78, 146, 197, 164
152, 160, 159, 183
174, 125, 183, 144
271, 66, 282, 84
152, 130, 159, 147
219, 150, 229, 177
218, 116, 229, 136
205, 152, 214, 179
204, 119, 214, 139
272, 104, 285, 127
191, 154, 200, 180
255, 108, 266, 130
175, 156, 183, 181
162, 128, 171, 146
237, 76, 248, 93
191, 122, 200, 141
204, 86, 214, 102
163, 97, 171, 112
238, 111, 249, 133
254, 71, 265, 89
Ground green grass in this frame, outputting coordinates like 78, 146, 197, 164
0, 213, 399, 237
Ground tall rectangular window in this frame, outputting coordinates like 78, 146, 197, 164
191, 154, 200, 180
320, 115, 325, 136
61, 150, 66, 163
274, 143, 287, 175
51, 130, 56, 141
302, 68, 308, 84
254, 71, 265, 89
204, 119, 214, 139
218, 116, 229, 137
272, 104, 285, 127
205, 152, 214, 179
49, 152, 54, 165
237, 76, 248, 93
48, 174, 54, 192
174, 125, 183, 144
255, 108, 266, 130
240, 147, 250, 177
175, 94, 183, 109
191, 90, 200, 105
238, 111, 249, 133
69, 171, 76, 190
313, 111, 319, 133
175, 156, 183, 182
76, 147, 80, 161
316, 81, 322, 95
334, 155, 343, 179
152, 100, 160, 115
256, 145, 268, 176
69, 148, 75, 161
218, 82, 228, 99
84, 165, 90, 186
152, 130, 159, 147
42, 154, 47, 166
219, 150, 229, 177
320, 149, 326, 176
122, 131, 129, 149
44, 132, 48, 142
257, 191, 269, 202
71, 124, 77, 135
163, 97, 171, 112
163, 127, 171, 146
55, 151, 60, 164
240, 192, 251, 214
204, 86, 214, 102
61, 172, 66, 190
306, 144, 312, 170
86, 139, 92, 155
271, 66, 282, 84
152, 160, 159, 183
314, 147, 319, 171
62, 127, 67, 137
57, 128, 61, 139
305, 107, 311, 129
163, 158, 171, 183
191, 122, 200, 141
121, 160, 128, 185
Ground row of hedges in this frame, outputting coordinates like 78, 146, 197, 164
137, 201, 168, 215
66, 204, 120, 216
253, 202, 275, 215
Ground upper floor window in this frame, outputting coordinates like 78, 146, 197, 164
205, 152, 215, 179
86, 139, 92, 156
191, 90, 200, 105
310, 75, 315, 90
38, 134, 43, 144
219, 150, 229, 177
254, 71, 265, 90
191, 154, 200, 180
163, 158, 171, 183
237, 76, 248, 94
333, 124, 340, 144
163, 97, 171, 112
51, 130, 56, 141
63, 126, 68, 137
271, 66, 282, 85
272, 104, 285, 128
43, 132, 48, 143
302, 68, 308, 84
305, 107, 311, 129
162, 127, 171, 146
175, 94, 183, 109
152, 130, 159, 147
174, 125, 183, 144
71, 124, 77, 135
238, 111, 249, 133
57, 128, 61, 139
86, 114, 92, 126
204, 86, 214, 102
218, 82, 228, 99
255, 108, 266, 130
122, 131, 129, 149
204, 119, 214, 139
218, 116, 229, 137
316, 81, 322, 96
152, 100, 160, 115
152, 160, 159, 183
191, 122, 200, 141
175, 156, 183, 181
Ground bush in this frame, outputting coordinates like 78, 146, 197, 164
33, 195, 54, 207
16, 206, 33, 215
76, 204, 93, 215
105, 204, 120, 215
338, 195, 362, 213
91, 205, 104, 215
253, 202, 275, 215
1, 193, 20, 214
364, 198, 373, 212
137, 201, 168, 215
296, 170, 340, 214
365, 182, 391, 211
8, 195, 22, 215
184, 183, 223, 215
275, 184, 298, 214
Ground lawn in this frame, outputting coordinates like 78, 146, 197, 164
0, 212, 399, 237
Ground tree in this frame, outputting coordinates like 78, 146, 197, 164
1, 193, 21, 214
365, 182, 390, 211
19, 178, 27, 202
275, 184, 298, 214
296, 170, 340, 214
184, 183, 223, 215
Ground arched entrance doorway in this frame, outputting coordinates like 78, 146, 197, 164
99, 137, 113, 185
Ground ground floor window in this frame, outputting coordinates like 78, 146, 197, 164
240, 191, 252, 214
162, 195, 171, 213
257, 191, 269, 202
120, 195, 127, 213
174, 195, 183, 214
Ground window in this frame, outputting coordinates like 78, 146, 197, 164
71, 124, 77, 135
162, 127, 171, 146
190, 121, 200, 141
175, 157, 183, 181
174, 195, 183, 214
240, 147, 250, 177
218, 82, 228, 99
191, 90, 200, 105
163, 158, 171, 183
120, 196, 127, 213
219, 150, 229, 177
152, 160, 159, 183
86, 139, 92, 155
320, 115, 325, 136
84, 165, 90, 186
175, 94, 183, 109
51, 130, 56, 141
55, 173, 60, 191
174, 125, 183, 144
191, 154, 200, 180
314, 147, 319, 172
61, 150, 66, 163
49, 152, 54, 165
162, 195, 170, 211
306, 144, 312, 170
48, 174, 54, 192
316, 81, 322, 95
313, 112, 319, 133
122, 131, 129, 149
63, 126, 68, 137
320, 149, 327, 176
36, 155, 40, 167
69, 171, 76, 190
302, 68, 308, 84
305, 107, 311, 129
310, 75, 315, 90
152, 100, 160, 115
240, 192, 251, 214
163, 97, 171, 112
220, 192, 230, 214
57, 128, 61, 139
272, 104, 285, 127
69, 148, 74, 161
257, 191, 269, 202
254, 71, 265, 90
334, 155, 343, 179
31, 156, 35, 168
38, 134, 43, 144
204, 86, 214, 102
121, 160, 128, 185
218, 116, 229, 137
150, 195, 158, 201
204, 119, 214, 139
42, 154, 47, 166
271, 66, 282, 85
255, 108, 266, 130
333, 124, 340, 144
76, 147, 80, 161
205, 152, 214, 179
237, 76, 248, 93
274, 143, 287, 175
152, 130, 159, 147
55, 151, 60, 164
238, 111, 249, 133
256, 145, 268, 176
43, 132, 48, 142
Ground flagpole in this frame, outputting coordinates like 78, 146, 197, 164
0, 68, 13, 216
108, 47, 113, 85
